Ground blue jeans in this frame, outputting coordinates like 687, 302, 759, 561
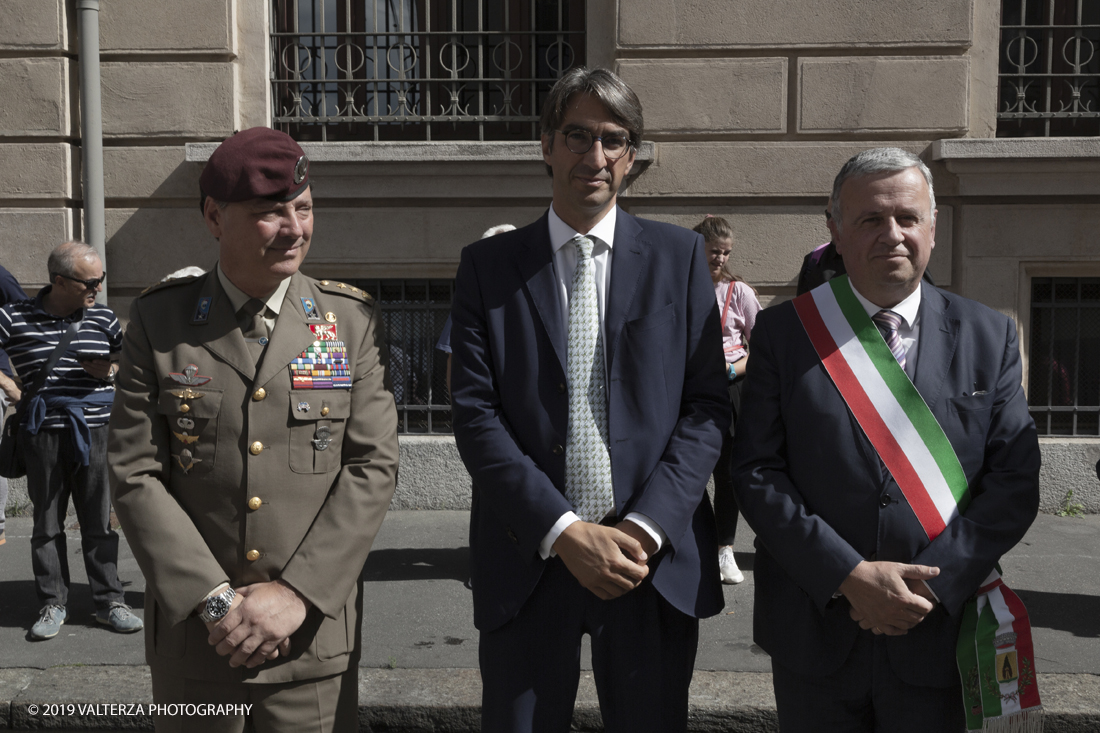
25, 425, 123, 609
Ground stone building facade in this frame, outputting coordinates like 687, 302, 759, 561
1, 0, 1097, 510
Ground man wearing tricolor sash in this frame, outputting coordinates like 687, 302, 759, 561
732, 148, 1041, 732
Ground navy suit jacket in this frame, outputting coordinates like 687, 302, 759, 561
451, 209, 729, 632
731, 281, 1040, 688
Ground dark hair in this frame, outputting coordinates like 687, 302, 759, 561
540, 67, 644, 176
692, 216, 755, 293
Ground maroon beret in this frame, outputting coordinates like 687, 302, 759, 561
199, 127, 310, 207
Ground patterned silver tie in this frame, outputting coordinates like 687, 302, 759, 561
563, 235, 615, 523
872, 309, 906, 370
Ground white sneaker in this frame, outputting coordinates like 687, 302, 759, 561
719, 546, 744, 584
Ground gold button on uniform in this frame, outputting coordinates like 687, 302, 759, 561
252, 388, 266, 401
246, 550, 260, 562
248, 497, 262, 510
180, 404, 190, 413
250, 441, 264, 455
320, 406, 330, 417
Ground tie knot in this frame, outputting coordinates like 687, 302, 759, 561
239, 298, 266, 320
573, 235, 594, 261
872, 309, 902, 333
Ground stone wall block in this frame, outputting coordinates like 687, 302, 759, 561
0, 0, 65, 50
798, 57, 969, 133
0, 209, 73, 286
100, 0, 232, 53
619, 0, 972, 48
101, 63, 235, 138
0, 144, 72, 198
963, 205, 1100, 259
308, 207, 548, 265
106, 209, 219, 287
104, 147, 199, 200
617, 59, 786, 134
0, 58, 70, 137
629, 142, 931, 197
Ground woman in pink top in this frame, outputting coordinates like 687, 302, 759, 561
693, 216, 761, 585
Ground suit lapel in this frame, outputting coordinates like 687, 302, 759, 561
604, 210, 646, 370
912, 282, 959, 410
519, 213, 567, 373
196, 272, 256, 382
254, 272, 319, 389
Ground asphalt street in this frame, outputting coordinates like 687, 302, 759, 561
0, 509, 1097, 675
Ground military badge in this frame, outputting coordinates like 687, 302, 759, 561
174, 449, 202, 473
301, 297, 321, 321
297, 401, 310, 413
309, 323, 337, 341
169, 363, 212, 386
294, 154, 309, 184
192, 296, 212, 324
172, 431, 200, 445
312, 425, 332, 451
177, 417, 195, 430
324, 312, 337, 323
289, 338, 351, 389
168, 387, 206, 401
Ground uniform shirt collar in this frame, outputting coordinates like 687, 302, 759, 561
216, 264, 290, 316
849, 279, 922, 329
548, 204, 617, 254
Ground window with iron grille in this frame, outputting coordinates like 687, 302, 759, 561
998, 0, 1100, 137
1029, 277, 1100, 435
346, 279, 454, 434
271, 0, 585, 142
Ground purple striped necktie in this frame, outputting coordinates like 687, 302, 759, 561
872, 309, 906, 370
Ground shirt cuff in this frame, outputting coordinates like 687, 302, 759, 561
623, 512, 666, 553
539, 512, 580, 560
922, 579, 941, 603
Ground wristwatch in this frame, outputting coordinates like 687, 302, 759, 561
198, 587, 237, 624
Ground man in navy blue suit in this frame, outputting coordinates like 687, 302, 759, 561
450, 68, 729, 732
732, 148, 1040, 731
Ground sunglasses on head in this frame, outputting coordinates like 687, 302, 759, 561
55, 272, 106, 290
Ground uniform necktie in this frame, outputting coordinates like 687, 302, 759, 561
872, 309, 906, 370
239, 298, 269, 363
563, 235, 615, 524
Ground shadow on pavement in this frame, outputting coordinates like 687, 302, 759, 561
1016, 589, 1100, 638
0, 580, 144, 630
362, 547, 470, 582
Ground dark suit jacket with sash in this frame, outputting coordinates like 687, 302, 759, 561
731, 281, 1040, 687
108, 270, 398, 683
451, 208, 729, 632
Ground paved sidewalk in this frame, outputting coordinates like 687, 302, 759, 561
0, 511, 1098, 730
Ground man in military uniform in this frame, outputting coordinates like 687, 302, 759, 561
108, 127, 399, 732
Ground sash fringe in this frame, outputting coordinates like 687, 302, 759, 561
973, 707, 1044, 733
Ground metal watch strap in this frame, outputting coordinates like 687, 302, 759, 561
198, 586, 236, 624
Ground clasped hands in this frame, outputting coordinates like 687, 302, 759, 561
552, 520, 658, 600
202, 580, 312, 669
839, 560, 940, 636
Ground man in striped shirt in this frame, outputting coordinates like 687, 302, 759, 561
0, 241, 142, 640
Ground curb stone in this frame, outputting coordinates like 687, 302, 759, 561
1, 668, 1097, 731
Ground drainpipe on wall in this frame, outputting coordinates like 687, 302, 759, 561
78, 0, 107, 303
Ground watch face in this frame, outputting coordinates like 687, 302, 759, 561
207, 596, 230, 619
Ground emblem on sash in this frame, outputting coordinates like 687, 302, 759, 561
172, 431, 200, 445
174, 449, 202, 473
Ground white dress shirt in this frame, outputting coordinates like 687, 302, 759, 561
538, 205, 667, 559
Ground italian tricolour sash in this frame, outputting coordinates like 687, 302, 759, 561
793, 276, 1042, 733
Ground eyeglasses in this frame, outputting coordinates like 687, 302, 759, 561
555, 128, 633, 159
56, 272, 106, 290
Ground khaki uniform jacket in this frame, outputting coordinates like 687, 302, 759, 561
108, 270, 398, 683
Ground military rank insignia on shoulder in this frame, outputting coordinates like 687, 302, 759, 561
139, 275, 199, 297
317, 280, 373, 302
